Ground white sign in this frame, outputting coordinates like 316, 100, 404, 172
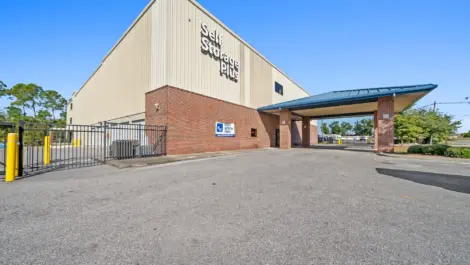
383, 114, 390, 119
201, 23, 240, 82
215, 122, 235, 137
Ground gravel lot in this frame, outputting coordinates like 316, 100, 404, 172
1, 148, 469, 265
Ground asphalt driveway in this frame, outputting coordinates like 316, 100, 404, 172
1, 148, 469, 264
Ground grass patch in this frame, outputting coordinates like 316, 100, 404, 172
394, 145, 409, 154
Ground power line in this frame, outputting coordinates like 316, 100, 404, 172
416, 101, 470, 110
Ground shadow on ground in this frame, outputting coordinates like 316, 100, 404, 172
376, 168, 470, 194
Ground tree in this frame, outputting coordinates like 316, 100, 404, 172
422, 111, 461, 144
0, 109, 6, 121
40, 90, 67, 121
0, 80, 7, 97
353, 118, 374, 136
0, 80, 68, 124
463, 130, 470, 138
5, 106, 22, 121
394, 108, 462, 144
321, 122, 330, 135
8, 83, 43, 118
394, 110, 423, 145
37, 109, 52, 122
340, 121, 353, 136
329, 121, 341, 135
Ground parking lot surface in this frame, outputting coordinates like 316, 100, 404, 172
1, 148, 469, 264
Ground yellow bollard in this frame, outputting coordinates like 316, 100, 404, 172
72, 138, 81, 147
5, 133, 17, 182
43, 136, 51, 165
15, 134, 19, 177
338, 138, 342, 145
47, 136, 51, 164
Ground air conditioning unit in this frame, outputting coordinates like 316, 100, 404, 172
135, 145, 153, 156
111, 140, 134, 159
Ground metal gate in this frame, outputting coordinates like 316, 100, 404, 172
0, 122, 16, 176
14, 121, 166, 176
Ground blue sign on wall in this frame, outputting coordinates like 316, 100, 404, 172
215, 122, 235, 137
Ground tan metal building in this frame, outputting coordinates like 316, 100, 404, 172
68, 0, 318, 154
68, 0, 312, 124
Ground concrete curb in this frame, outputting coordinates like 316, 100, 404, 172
376, 152, 470, 163
105, 149, 262, 169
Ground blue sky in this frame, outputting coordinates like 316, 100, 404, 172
1, 0, 469, 132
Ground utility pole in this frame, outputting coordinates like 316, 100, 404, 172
430, 101, 436, 145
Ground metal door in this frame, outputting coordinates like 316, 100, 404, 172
275, 129, 280, 147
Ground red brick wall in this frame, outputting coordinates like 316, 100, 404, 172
292, 121, 302, 146
146, 86, 280, 155
145, 87, 168, 126
279, 109, 292, 149
377, 96, 394, 153
310, 125, 318, 145
290, 120, 318, 146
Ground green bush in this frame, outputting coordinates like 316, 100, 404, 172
407, 145, 424, 154
407, 144, 450, 156
444, 147, 470, 158
408, 145, 470, 158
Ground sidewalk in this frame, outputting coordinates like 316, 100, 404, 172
106, 149, 260, 169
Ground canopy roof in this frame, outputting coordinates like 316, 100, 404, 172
258, 84, 437, 119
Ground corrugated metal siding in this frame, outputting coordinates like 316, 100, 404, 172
166, 0, 241, 105
249, 50, 273, 109
151, 0, 168, 90
239, 43, 245, 105
272, 68, 309, 104
165, 0, 309, 109
243, 46, 251, 107
70, 7, 153, 125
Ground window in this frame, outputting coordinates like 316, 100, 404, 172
69, 117, 72, 124
275, 82, 283, 95
70, 103, 73, 110
251, 128, 257, 137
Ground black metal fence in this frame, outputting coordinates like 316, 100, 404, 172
0, 122, 16, 175
15, 121, 166, 176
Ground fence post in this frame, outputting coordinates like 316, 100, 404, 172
43, 136, 50, 165
18, 120, 24, 177
15, 134, 19, 176
5, 133, 17, 182
103, 121, 107, 164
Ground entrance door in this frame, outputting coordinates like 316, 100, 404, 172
0, 122, 16, 176
275, 129, 280, 147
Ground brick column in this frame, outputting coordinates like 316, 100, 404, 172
279, 109, 292, 149
302, 117, 311, 147
310, 124, 318, 144
377, 96, 394, 153
373, 111, 378, 151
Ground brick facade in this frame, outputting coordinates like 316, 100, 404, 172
377, 96, 394, 153
146, 86, 278, 154
311, 124, 318, 145
146, 86, 319, 154
292, 121, 302, 146
279, 109, 292, 149
302, 117, 311, 147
